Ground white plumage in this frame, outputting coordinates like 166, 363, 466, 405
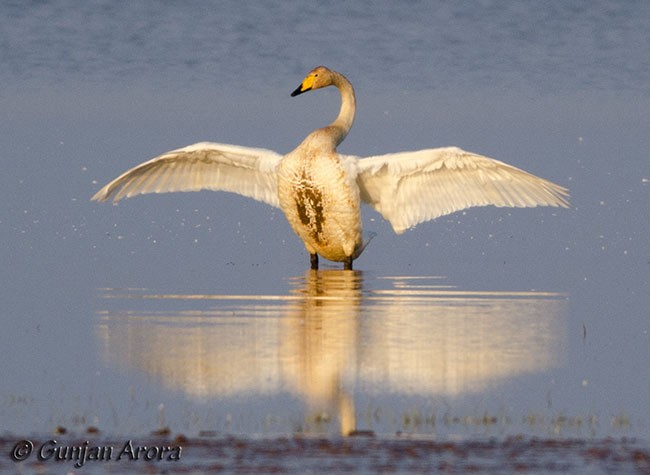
92, 142, 282, 207
357, 147, 569, 234
92, 66, 569, 269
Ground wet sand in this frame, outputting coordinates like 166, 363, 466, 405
3, 433, 649, 473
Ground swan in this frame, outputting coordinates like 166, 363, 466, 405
92, 66, 569, 270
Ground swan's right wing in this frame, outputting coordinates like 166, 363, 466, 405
357, 147, 569, 234
91, 142, 283, 207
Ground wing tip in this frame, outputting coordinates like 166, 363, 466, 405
90, 185, 119, 203
90, 190, 108, 202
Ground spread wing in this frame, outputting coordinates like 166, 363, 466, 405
91, 142, 283, 207
356, 147, 569, 234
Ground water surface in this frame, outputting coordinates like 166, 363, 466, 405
1, 1, 649, 472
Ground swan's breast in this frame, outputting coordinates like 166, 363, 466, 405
277, 149, 362, 260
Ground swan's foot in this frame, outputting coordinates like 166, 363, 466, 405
310, 253, 319, 270
343, 257, 353, 271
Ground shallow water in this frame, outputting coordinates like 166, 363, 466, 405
1, 1, 649, 473
93, 273, 570, 436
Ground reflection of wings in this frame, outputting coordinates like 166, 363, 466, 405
97, 276, 566, 402
359, 286, 567, 395
357, 147, 570, 233
91, 142, 283, 207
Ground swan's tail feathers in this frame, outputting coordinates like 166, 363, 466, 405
353, 231, 377, 259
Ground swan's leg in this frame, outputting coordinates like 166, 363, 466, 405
310, 253, 319, 270
343, 257, 353, 271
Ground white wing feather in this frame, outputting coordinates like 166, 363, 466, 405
356, 147, 569, 234
91, 142, 283, 207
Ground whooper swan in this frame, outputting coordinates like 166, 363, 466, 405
92, 66, 569, 270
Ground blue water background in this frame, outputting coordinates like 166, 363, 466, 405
1, 0, 649, 441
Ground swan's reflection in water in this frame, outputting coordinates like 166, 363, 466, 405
96, 271, 567, 435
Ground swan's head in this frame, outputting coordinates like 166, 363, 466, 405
291, 66, 334, 97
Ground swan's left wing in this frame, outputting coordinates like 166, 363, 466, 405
356, 147, 569, 234
91, 142, 283, 207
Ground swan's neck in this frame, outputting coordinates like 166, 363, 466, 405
329, 71, 356, 147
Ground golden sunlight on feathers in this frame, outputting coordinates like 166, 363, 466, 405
357, 147, 569, 234
92, 66, 569, 269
